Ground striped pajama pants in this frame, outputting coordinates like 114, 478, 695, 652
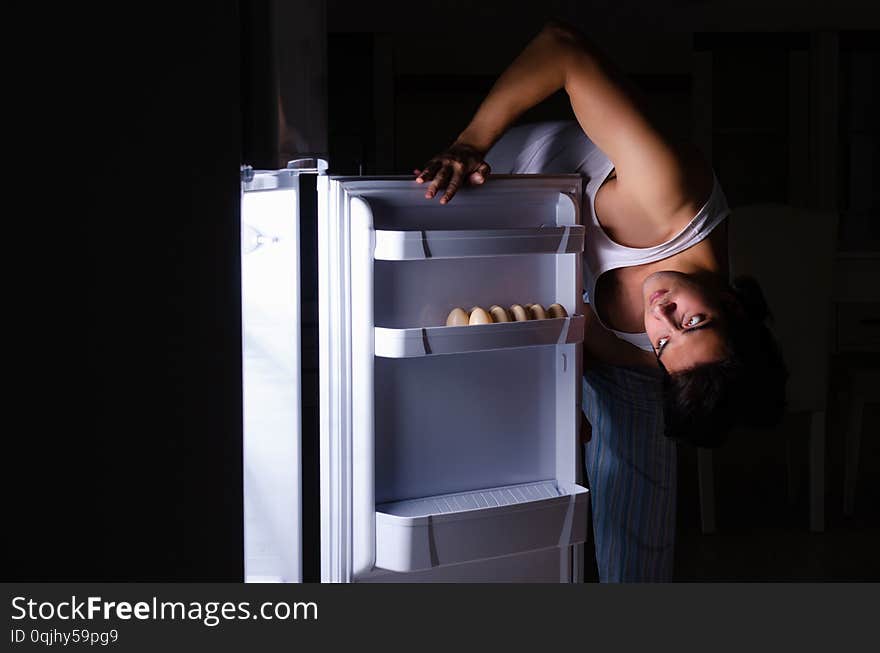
581, 363, 677, 582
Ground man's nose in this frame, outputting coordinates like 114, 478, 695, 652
654, 301, 677, 324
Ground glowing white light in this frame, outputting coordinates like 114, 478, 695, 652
241, 187, 302, 583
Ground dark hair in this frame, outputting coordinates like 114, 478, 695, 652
661, 276, 788, 448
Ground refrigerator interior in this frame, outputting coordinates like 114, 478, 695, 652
320, 176, 590, 582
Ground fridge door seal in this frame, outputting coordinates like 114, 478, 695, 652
320, 184, 380, 581
319, 175, 353, 582
349, 197, 377, 577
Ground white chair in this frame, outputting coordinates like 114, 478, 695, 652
698, 203, 838, 533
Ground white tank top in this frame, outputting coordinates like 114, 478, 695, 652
486, 121, 732, 352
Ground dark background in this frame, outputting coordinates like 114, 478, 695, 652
10, 1, 878, 581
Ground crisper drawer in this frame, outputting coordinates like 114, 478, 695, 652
374, 481, 588, 573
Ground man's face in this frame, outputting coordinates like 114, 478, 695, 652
642, 271, 729, 372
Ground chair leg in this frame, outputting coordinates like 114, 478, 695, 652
809, 411, 826, 532
697, 448, 716, 534
843, 392, 864, 517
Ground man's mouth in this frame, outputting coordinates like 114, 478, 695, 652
648, 289, 668, 305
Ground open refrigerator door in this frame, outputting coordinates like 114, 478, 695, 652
319, 175, 590, 583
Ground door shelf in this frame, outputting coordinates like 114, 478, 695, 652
374, 480, 589, 573
374, 315, 585, 358
374, 226, 584, 261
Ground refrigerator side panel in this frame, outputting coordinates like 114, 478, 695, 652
242, 180, 303, 583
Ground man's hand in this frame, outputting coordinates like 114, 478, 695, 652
414, 142, 491, 204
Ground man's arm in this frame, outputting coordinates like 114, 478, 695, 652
418, 20, 707, 213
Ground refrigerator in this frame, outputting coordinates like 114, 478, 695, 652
243, 168, 590, 583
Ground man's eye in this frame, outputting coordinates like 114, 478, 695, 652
657, 336, 669, 349
685, 315, 704, 327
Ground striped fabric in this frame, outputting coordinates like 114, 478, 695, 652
582, 362, 677, 582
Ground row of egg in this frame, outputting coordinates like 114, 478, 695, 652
446, 303, 568, 326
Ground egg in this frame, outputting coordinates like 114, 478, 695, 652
509, 304, 530, 321
547, 303, 568, 318
446, 307, 470, 327
528, 303, 547, 320
468, 306, 493, 325
489, 305, 511, 323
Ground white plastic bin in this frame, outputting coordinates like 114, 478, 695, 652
375, 480, 589, 573
375, 315, 585, 358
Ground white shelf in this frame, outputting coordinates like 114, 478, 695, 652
374, 226, 584, 260
375, 480, 589, 573
374, 315, 585, 358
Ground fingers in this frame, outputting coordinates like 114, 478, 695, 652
440, 166, 466, 204
415, 158, 490, 204
425, 165, 451, 200
468, 161, 491, 185
415, 160, 441, 184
